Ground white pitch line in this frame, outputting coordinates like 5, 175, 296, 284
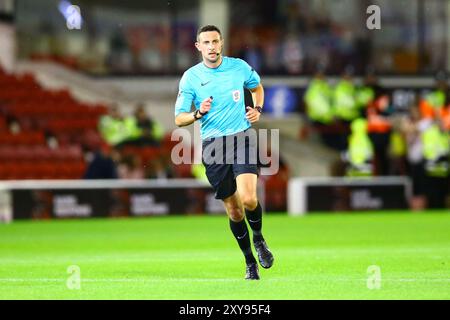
1, 278, 450, 283
0, 278, 241, 283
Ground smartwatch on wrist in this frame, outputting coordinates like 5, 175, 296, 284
254, 106, 263, 113
193, 110, 201, 120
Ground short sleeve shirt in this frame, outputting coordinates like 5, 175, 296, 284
175, 56, 261, 140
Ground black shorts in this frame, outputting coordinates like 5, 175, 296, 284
202, 130, 259, 200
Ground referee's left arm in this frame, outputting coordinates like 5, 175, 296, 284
246, 83, 264, 123
249, 83, 264, 109
242, 59, 264, 121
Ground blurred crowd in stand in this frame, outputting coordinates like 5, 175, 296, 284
84, 102, 175, 180
304, 67, 450, 209
230, 22, 370, 76
19, 0, 432, 76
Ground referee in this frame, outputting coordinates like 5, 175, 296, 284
174, 25, 274, 280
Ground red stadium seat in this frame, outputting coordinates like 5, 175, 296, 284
0, 117, 7, 131
16, 146, 36, 162
32, 145, 53, 161
0, 71, 167, 181
34, 162, 56, 179
140, 147, 161, 165
53, 145, 83, 161
2, 163, 22, 180
0, 146, 16, 162
0, 163, 8, 179
0, 132, 46, 146
20, 163, 37, 179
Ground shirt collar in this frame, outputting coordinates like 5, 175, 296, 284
201, 56, 226, 72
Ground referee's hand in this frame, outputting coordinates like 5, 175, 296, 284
246, 106, 260, 123
200, 97, 212, 114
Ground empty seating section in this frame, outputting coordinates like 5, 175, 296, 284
0, 69, 190, 180
0, 70, 103, 180
0, 131, 46, 145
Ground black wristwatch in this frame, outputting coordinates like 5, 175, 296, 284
254, 106, 263, 113
193, 109, 207, 120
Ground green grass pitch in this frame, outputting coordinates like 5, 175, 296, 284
0, 211, 449, 299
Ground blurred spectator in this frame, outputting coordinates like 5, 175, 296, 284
237, 34, 264, 72
137, 30, 165, 72
403, 100, 449, 209
344, 118, 374, 177
421, 119, 449, 208
333, 65, 359, 122
388, 122, 408, 176
332, 66, 358, 151
98, 104, 125, 146
355, 68, 379, 111
366, 92, 394, 176
84, 143, 119, 179
117, 154, 145, 179
303, 64, 338, 149
175, 25, 197, 70
280, 33, 304, 74
420, 71, 449, 119
107, 29, 133, 73
304, 64, 333, 124
133, 103, 164, 147
420, 71, 450, 131
191, 163, 208, 182
260, 151, 290, 212
402, 104, 427, 210
98, 104, 140, 148
262, 29, 281, 74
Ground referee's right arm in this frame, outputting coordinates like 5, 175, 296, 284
175, 72, 197, 127
175, 97, 212, 127
175, 112, 196, 127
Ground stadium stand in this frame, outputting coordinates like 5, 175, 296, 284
0, 69, 102, 179
0, 67, 196, 180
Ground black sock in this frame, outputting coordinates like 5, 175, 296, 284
245, 202, 263, 242
229, 219, 256, 264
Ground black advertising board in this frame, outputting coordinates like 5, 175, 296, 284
288, 177, 412, 215
306, 184, 408, 212
6, 180, 226, 220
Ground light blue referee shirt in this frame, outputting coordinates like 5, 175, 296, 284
174, 56, 261, 140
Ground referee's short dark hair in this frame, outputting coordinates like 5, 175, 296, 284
197, 25, 222, 40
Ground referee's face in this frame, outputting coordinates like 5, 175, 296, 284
195, 31, 223, 64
